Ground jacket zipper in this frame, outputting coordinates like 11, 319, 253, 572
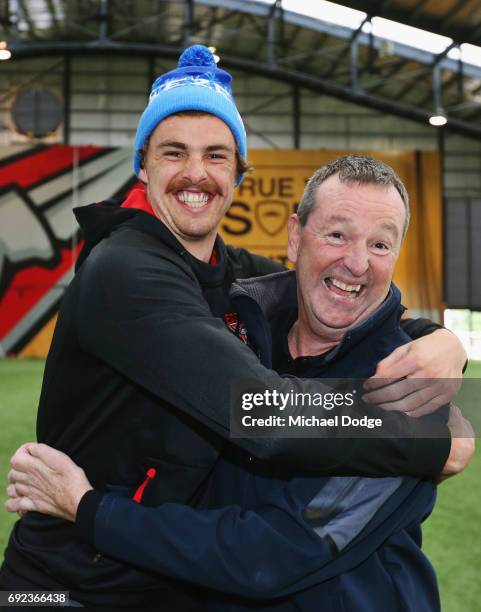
132, 467, 157, 503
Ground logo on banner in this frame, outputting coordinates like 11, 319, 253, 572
255, 200, 289, 236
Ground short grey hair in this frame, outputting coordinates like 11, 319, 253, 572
297, 155, 410, 237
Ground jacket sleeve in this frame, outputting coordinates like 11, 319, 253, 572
75, 489, 337, 599
400, 317, 443, 338
76, 477, 432, 600
400, 318, 468, 372
75, 237, 450, 479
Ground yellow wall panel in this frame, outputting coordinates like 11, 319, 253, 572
19, 315, 58, 359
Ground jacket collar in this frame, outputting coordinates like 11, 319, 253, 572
74, 199, 229, 285
232, 269, 405, 359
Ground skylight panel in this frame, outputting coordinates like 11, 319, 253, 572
281, 0, 366, 30
369, 17, 452, 55
251, 0, 481, 69
255, 1, 451, 54
449, 44, 481, 68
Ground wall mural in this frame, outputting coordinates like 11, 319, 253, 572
0, 145, 135, 356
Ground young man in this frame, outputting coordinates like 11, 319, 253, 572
1, 47, 470, 610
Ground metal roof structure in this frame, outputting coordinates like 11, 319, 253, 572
1, 0, 481, 139
346, 0, 481, 48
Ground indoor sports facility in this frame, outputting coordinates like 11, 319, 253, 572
0, 1, 480, 610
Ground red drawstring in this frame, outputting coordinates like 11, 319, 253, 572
209, 248, 218, 265
132, 468, 157, 503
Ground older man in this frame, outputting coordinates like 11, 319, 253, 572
2, 44, 470, 610
7, 156, 474, 611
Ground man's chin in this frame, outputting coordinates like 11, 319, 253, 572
314, 311, 363, 333
177, 226, 216, 242
322, 320, 358, 332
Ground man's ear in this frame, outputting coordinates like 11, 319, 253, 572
139, 167, 148, 184
287, 214, 301, 265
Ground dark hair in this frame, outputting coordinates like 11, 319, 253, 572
138, 111, 252, 183
297, 155, 410, 236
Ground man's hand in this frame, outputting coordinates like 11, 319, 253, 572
5, 443, 93, 522
440, 404, 476, 481
363, 329, 466, 416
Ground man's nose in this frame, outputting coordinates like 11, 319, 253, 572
343, 243, 369, 277
182, 155, 208, 184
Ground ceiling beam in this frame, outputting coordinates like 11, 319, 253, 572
8, 40, 481, 141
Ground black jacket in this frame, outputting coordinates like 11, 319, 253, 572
0, 202, 450, 609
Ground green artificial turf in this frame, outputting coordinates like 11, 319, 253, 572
0, 358, 479, 611
0, 359, 41, 554
423, 360, 481, 612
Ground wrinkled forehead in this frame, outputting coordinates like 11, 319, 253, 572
312, 176, 406, 232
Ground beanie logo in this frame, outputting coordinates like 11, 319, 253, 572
150, 75, 233, 104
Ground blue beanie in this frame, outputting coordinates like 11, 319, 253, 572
134, 45, 247, 183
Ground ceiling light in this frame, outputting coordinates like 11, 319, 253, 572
0, 41, 11, 61
429, 108, 448, 126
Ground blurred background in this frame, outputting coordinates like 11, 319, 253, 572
0, 1, 480, 609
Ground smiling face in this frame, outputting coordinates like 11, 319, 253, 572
139, 113, 237, 259
288, 174, 406, 346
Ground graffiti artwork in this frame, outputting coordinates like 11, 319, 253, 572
0, 145, 135, 356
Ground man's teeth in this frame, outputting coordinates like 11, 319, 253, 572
331, 278, 361, 292
177, 191, 209, 207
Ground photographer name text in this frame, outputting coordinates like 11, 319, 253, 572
241, 414, 383, 429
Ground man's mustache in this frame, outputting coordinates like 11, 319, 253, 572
167, 179, 223, 196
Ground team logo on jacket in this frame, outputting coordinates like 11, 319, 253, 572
224, 312, 249, 345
